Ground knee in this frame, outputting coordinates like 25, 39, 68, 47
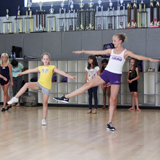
24, 83, 29, 88
134, 93, 138, 98
43, 102, 48, 107
3, 91, 7, 95
110, 97, 117, 105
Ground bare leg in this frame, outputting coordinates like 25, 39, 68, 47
6, 91, 10, 106
42, 93, 49, 119
2, 85, 10, 109
15, 82, 39, 98
65, 76, 105, 98
128, 92, 135, 110
101, 84, 106, 109
107, 87, 111, 110
108, 85, 120, 123
134, 92, 141, 111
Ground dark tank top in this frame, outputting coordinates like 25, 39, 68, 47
0, 65, 10, 80
129, 69, 137, 80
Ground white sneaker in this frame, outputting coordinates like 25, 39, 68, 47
7, 97, 19, 105
42, 119, 47, 126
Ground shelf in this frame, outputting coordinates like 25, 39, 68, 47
58, 83, 67, 93
144, 73, 155, 94
78, 60, 87, 72
58, 61, 67, 72
121, 94, 131, 105
77, 73, 86, 83
78, 94, 88, 104
68, 61, 77, 72
144, 95, 155, 105
68, 83, 77, 93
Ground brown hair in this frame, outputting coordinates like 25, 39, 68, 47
41, 52, 51, 65
130, 58, 138, 78
87, 55, 99, 69
116, 33, 127, 43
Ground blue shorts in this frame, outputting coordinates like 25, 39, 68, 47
99, 70, 121, 85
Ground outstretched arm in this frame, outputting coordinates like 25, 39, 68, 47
125, 51, 159, 62
17, 67, 39, 76
73, 49, 112, 56
54, 67, 76, 80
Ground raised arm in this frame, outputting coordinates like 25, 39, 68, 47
54, 67, 76, 80
18, 67, 39, 76
125, 50, 159, 62
73, 49, 112, 56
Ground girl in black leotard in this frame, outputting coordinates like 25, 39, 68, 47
127, 58, 141, 111
0, 53, 13, 112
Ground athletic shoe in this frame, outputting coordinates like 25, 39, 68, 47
6, 106, 12, 110
106, 122, 116, 131
7, 97, 19, 105
42, 119, 47, 126
53, 95, 69, 103
1, 108, 6, 112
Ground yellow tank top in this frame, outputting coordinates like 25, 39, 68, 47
38, 65, 55, 90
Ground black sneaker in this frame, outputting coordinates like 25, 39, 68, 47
1, 108, 6, 112
53, 95, 69, 103
6, 105, 12, 110
106, 122, 116, 131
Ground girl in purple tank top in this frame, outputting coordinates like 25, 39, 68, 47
0, 53, 13, 112
53, 33, 159, 131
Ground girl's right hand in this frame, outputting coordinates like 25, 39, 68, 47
73, 51, 82, 54
17, 73, 22, 76
3, 77, 7, 81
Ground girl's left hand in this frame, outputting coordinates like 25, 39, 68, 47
70, 76, 76, 80
149, 58, 160, 62
128, 80, 132, 83
11, 82, 13, 87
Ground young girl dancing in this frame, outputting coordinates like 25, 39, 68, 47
53, 33, 159, 131
8, 52, 76, 125
128, 58, 141, 111
85, 55, 100, 114
0, 53, 13, 112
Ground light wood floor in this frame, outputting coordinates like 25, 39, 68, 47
0, 106, 160, 160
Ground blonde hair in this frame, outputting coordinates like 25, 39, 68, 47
41, 52, 51, 65
0, 53, 9, 65
116, 33, 127, 43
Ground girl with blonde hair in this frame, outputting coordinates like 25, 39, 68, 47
53, 33, 159, 131
0, 53, 13, 112
8, 52, 76, 125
